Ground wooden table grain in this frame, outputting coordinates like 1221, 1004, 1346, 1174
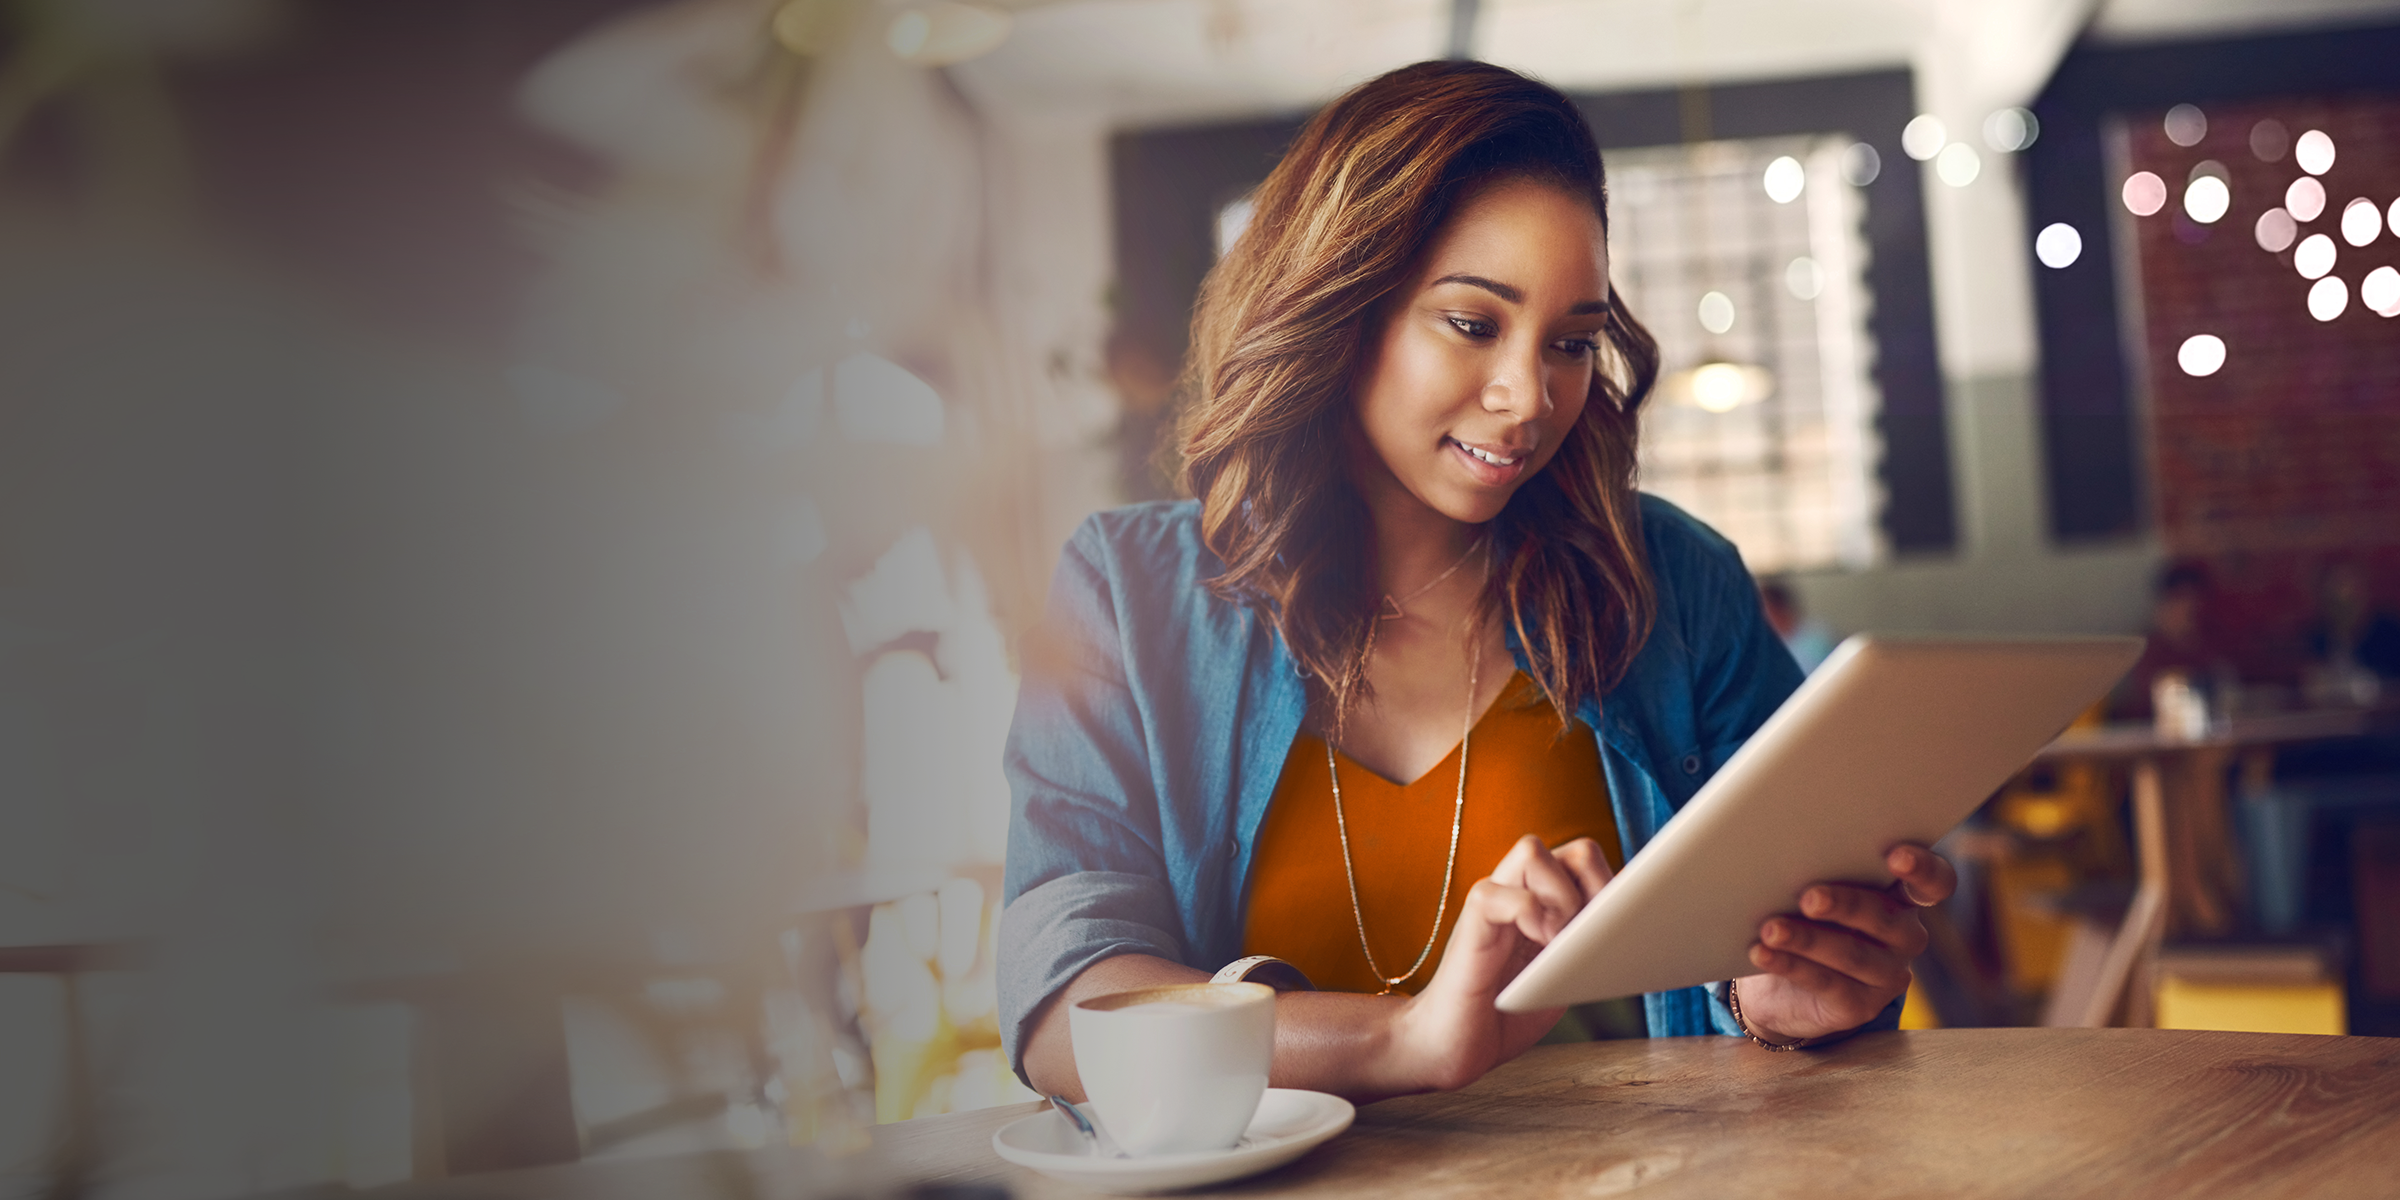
364, 1029, 2400, 1200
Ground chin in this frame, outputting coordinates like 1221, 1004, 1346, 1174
1431, 486, 1514, 527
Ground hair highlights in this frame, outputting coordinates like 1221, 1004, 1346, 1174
1178, 60, 1661, 726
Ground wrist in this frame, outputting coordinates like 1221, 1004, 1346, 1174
1721, 979, 1827, 1051
1377, 992, 1462, 1095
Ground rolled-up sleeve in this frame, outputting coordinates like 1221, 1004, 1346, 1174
996, 871, 1185, 1074
996, 519, 1186, 1080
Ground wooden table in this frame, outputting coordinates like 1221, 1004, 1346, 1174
2031, 708, 2390, 1027
359, 1029, 2400, 1199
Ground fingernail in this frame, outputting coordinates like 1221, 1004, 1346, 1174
1803, 889, 1828, 915
1763, 921, 1787, 946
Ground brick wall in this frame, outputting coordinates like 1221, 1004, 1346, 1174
2119, 94, 2400, 678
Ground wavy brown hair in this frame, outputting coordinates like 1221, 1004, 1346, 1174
1178, 60, 1661, 727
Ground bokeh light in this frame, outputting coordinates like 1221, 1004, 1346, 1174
1763, 156, 1806, 204
1840, 142, 1881, 186
1785, 256, 1824, 300
2164, 104, 2207, 147
885, 2, 1014, 66
2294, 233, 2337, 279
2363, 266, 2400, 317
2391, 197, 2400, 239
2341, 198, 2381, 247
2122, 171, 2168, 216
2254, 208, 2297, 253
1983, 107, 2038, 152
2286, 176, 2326, 222
2035, 223, 2082, 268
1936, 142, 1981, 187
2308, 275, 2349, 321
2250, 119, 2289, 162
2295, 129, 2336, 175
1902, 114, 1945, 161
2183, 176, 2230, 224
1697, 290, 1736, 334
1215, 193, 1255, 258
1690, 362, 1749, 412
2176, 334, 2225, 376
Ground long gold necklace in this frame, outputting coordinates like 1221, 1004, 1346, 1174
1326, 602, 1482, 995
1377, 535, 1485, 622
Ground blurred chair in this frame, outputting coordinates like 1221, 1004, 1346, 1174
2152, 944, 2345, 1035
2355, 819, 2400, 1004
1985, 706, 2131, 1005
1, 943, 140, 1198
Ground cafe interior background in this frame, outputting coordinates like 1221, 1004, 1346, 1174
2, 0, 2398, 1194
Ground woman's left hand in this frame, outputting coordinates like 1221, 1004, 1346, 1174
1729, 842, 1957, 1043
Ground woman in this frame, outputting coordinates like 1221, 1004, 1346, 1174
998, 60, 1954, 1102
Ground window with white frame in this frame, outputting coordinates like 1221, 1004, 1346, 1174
1607, 135, 1885, 574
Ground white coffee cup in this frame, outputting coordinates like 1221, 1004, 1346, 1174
1068, 981, 1275, 1156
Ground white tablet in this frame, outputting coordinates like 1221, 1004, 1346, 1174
1494, 634, 2142, 1013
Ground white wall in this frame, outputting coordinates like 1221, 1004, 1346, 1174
1792, 374, 2159, 637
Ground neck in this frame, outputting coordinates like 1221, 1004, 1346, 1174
1346, 428, 1486, 618
1364, 495, 1483, 620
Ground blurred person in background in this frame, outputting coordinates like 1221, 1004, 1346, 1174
1758, 576, 1838, 674
997, 61, 1955, 1104
2303, 558, 2400, 707
2113, 558, 2237, 721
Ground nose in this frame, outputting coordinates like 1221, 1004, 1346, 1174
1480, 336, 1552, 423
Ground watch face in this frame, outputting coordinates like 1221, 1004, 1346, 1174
1217, 956, 1315, 993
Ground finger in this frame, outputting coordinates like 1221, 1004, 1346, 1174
1885, 843, 1959, 907
1757, 915, 1913, 994
1741, 952, 1889, 1035
1465, 878, 1571, 947
1796, 883, 1930, 958
1551, 837, 1614, 899
1490, 835, 1591, 924
1745, 946, 1883, 1014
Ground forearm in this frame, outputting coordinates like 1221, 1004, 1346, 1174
1021, 953, 1426, 1104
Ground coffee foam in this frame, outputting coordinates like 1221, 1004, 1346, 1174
1076, 981, 1272, 1014
1116, 1000, 1213, 1017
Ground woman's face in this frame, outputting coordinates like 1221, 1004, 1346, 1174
1349, 175, 1609, 529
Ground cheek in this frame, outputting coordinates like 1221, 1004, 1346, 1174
1552, 363, 1595, 429
1359, 328, 1464, 437
1561, 361, 1594, 412
1536, 369, 1597, 467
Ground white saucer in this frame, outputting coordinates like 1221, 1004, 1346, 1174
991, 1088, 1355, 1194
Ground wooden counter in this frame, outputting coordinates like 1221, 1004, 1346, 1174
367, 1028, 2400, 1199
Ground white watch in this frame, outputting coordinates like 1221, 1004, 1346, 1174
1211, 955, 1316, 992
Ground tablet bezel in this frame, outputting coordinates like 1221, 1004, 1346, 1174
1494, 634, 2143, 1013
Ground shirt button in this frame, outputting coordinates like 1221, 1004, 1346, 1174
1681, 754, 1703, 775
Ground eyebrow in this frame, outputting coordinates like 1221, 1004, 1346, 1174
1429, 273, 1610, 315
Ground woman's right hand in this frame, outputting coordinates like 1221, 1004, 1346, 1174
1022, 833, 1609, 1103
1386, 834, 1611, 1091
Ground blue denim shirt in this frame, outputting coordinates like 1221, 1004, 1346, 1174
997, 493, 1890, 1077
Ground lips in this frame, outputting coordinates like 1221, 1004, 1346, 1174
1446, 435, 1533, 485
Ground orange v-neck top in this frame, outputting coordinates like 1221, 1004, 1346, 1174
1239, 671, 1621, 995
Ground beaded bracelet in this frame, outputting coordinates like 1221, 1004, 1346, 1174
1725, 979, 1823, 1052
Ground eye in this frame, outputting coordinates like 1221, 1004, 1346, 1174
1552, 335, 1601, 357
1445, 315, 1497, 339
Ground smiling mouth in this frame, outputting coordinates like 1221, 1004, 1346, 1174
1448, 437, 1525, 467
